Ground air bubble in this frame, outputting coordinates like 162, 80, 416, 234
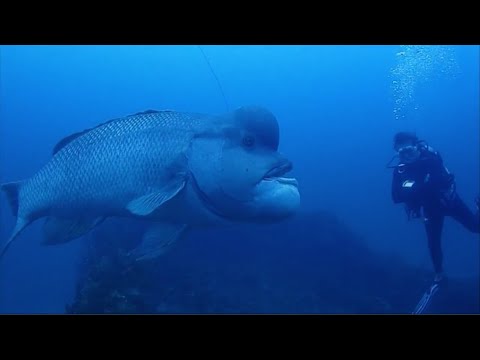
390, 45, 460, 120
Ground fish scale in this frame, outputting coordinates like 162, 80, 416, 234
21, 111, 209, 217
0, 105, 300, 264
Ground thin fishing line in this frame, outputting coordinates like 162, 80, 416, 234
197, 46, 230, 112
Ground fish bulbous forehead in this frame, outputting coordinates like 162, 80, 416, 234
233, 106, 279, 150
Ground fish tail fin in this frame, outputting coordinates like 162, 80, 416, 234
0, 217, 31, 261
1, 180, 33, 261
1, 180, 24, 218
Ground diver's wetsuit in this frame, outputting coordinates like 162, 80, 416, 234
391, 145, 480, 274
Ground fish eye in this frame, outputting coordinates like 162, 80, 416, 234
242, 135, 255, 148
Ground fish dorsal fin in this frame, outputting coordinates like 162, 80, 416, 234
52, 117, 118, 155
51, 109, 176, 155
52, 131, 87, 155
128, 109, 161, 116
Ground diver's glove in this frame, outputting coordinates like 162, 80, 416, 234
405, 204, 421, 220
439, 183, 457, 208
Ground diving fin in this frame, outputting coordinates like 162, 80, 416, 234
412, 281, 441, 314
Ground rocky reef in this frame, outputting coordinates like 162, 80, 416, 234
66, 211, 479, 314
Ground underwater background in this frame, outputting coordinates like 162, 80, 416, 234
0, 45, 478, 314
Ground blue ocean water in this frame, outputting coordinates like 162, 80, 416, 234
0, 45, 478, 314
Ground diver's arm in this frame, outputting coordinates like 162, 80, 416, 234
391, 170, 403, 204
391, 166, 421, 203
422, 150, 455, 197
391, 167, 422, 218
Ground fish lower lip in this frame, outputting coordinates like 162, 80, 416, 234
264, 161, 293, 178
263, 177, 298, 187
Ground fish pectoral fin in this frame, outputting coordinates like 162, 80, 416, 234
42, 216, 106, 245
129, 223, 190, 262
126, 177, 186, 216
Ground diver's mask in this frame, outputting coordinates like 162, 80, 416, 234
396, 144, 420, 163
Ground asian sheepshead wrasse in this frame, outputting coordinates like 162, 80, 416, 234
1, 106, 300, 262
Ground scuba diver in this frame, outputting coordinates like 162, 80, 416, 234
388, 131, 480, 285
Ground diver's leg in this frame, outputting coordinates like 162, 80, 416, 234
447, 193, 480, 234
424, 214, 445, 277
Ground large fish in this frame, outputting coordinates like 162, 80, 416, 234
1, 106, 300, 261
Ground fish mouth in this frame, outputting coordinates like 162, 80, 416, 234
262, 161, 298, 187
